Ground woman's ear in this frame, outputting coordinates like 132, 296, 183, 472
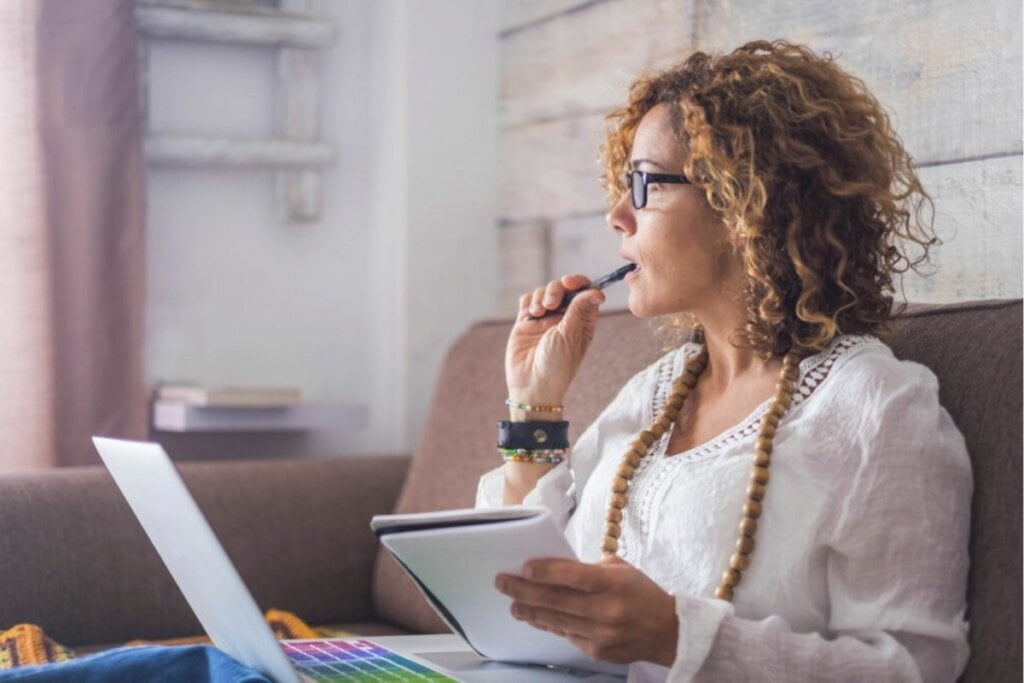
726, 215, 757, 252
728, 229, 746, 253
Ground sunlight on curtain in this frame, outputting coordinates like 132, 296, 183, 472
0, 0, 147, 470
0, 2, 57, 470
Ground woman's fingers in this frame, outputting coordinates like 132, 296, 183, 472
516, 293, 532, 320
521, 275, 592, 319
496, 558, 678, 667
496, 574, 597, 619
529, 286, 547, 317
502, 579, 633, 663
561, 273, 590, 291
511, 602, 600, 640
522, 558, 610, 593
543, 280, 567, 309
548, 274, 592, 311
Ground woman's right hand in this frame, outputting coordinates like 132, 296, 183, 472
505, 274, 606, 408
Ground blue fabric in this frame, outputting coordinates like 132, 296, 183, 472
0, 645, 273, 682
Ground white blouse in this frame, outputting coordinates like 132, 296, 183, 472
476, 335, 972, 682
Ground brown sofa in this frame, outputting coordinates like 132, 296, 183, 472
0, 300, 1020, 680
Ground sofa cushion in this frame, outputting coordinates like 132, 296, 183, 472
885, 299, 1022, 682
0, 455, 409, 647
373, 300, 1022, 683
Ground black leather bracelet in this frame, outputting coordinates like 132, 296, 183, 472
497, 420, 569, 450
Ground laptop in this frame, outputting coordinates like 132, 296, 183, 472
93, 437, 625, 682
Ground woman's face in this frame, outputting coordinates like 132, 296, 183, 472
608, 103, 743, 319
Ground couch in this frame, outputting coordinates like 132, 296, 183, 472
0, 300, 1020, 680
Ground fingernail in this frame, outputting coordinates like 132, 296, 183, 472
495, 576, 507, 592
511, 603, 523, 619
523, 563, 534, 579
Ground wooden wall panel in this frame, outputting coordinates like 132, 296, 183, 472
696, 0, 1023, 164
500, 112, 608, 222
497, 212, 632, 318
904, 156, 1023, 302
498, 221, 549, 313
499, 0, 596, 34
501, 0, 695, 128
549, 212, 631, 310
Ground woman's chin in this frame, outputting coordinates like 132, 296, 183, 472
628, 293, 687, 319
627, 295, 658, 319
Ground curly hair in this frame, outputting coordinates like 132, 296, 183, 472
602, 40, 937, 357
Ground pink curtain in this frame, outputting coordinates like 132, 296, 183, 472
0, 0, 146, 470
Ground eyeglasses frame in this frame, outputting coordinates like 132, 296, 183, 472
625, 170, 691, 210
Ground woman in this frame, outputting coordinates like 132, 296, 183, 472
477, 41, 971, 681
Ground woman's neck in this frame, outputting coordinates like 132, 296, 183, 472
692, 301, 780, 395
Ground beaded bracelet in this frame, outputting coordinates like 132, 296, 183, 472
505, 399, 564, 413
498, 448, 565, 465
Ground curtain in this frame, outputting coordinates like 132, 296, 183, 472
0, 0, 146, 470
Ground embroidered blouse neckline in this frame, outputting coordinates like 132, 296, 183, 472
647, 334, 877, 464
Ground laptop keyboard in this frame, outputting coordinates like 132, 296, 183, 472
283, 638, 458, 681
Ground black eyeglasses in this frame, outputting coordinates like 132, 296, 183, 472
624, 170, 691, 209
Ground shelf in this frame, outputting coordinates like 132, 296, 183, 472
136, 2, 335, 48
145, 134, 336, 168
152, 400, 368, 432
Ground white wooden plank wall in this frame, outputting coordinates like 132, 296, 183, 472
497, 0, 1022, 314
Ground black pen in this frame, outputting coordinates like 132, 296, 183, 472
527, 263, 637, 320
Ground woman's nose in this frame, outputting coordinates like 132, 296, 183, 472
607, 192, 636, 236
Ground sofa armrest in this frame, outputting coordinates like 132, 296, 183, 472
0, 453, 411, 647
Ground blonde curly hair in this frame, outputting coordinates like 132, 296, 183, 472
602, 40, 937, 357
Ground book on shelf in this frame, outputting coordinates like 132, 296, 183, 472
155, 383, 303, 408
370, 506, 628, 677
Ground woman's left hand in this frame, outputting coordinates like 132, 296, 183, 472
495, 555, 678, 667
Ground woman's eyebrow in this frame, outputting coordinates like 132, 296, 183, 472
630, 158, 670, 171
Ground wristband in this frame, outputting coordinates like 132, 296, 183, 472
497, 420, 569, 450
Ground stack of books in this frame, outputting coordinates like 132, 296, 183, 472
155, 384, 303, 408
152, 384, 326, 432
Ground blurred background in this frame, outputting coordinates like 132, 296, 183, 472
1, 0, 1020, 469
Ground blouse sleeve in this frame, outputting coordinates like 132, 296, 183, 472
475, 459, 575, 527
656, 359, 973, 682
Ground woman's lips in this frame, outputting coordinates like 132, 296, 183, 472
625, 265, 640, 281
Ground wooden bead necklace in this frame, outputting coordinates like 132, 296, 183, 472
601, 345, 802, 602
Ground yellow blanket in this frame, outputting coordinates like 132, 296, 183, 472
0, 624, 74, 669
0, 609, 341, 669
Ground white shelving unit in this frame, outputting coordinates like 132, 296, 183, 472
136, 0, 337, 222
